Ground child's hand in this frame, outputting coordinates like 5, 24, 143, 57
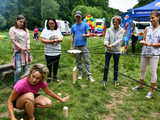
105, 45, 112, 48
61, 96, 70, 102
140, 40, 148, 46
54, 39, 59, 43
11, 117, 18, 120
140, 40, 145, 44
82, 34, 90, 37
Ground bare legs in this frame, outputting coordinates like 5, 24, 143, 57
15, 92, 52, 120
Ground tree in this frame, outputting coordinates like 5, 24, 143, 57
0, 0, 122, 30
41, 0, 59, 20
135, 0, 153, 8
0, 15, 7, 30
72, 5, 104, 18
0, 0, 18, 29
18, 0, 42, 29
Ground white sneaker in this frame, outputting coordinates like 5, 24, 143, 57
88, 76, 95, 82
132, 86, 143, 91
114, 81, 120, 87
78, 75, 82, 80
145, 92, 152, 99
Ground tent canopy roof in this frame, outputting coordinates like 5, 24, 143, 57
133, 0, 160, 12
127, 0, 160, 21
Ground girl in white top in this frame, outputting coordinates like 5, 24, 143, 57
133, 10, 160, 99
40, 18, 63, 82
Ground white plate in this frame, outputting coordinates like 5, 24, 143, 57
67, 49, 81, 54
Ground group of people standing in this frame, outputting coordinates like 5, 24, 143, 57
103, 10, 160, 99
6, 10, 160, 120
7, 11, 95, 120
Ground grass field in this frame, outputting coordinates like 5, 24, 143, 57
0, 31, 160, 120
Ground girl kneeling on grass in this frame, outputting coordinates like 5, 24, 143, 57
7, 64, 69, 120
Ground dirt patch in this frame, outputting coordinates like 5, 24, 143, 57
104, 86, 130, 120
151, 112, 160, 118
127, 116, 134, 120
0, 106, 24, 119
106, 87, 128, 110
0, 112, 8, 118
103, 115, 114, 120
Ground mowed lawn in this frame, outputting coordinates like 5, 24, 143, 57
1, 31, 160, 120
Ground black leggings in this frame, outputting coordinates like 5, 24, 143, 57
45, 55, 60, 79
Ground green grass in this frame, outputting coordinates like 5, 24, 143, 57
0, 32, 160, 120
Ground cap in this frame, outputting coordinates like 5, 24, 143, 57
75, 11, 82, 17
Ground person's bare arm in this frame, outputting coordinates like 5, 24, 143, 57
39, 37, 56, 44
145, 42, 160, 47
7, 90, 20, 120
42, 87, 69, 102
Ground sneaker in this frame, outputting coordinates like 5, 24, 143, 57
102, 80, 107, 87
56, 79, 60, 82
47, 77, 53, 82
114, 81, 119, 87
78, 75, 82, 80
132, 86, 143, 91
145, 92, 153, 99
88, 76, 95, 82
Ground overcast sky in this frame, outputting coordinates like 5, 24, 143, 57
109, 0, 139, 12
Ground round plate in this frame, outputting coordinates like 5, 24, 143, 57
67, 49, 82, 54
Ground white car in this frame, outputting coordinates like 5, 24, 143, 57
133, 20, 151, 34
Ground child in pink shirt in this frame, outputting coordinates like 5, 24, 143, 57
33, 27, 39, 40
7, 64, 69, 120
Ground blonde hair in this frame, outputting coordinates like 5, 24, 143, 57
28, 64, 49, 81
112, 16, 121, 24
151, 10, 160, 23
110, 16, 122, 27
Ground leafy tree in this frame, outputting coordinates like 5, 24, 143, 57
0, 0, 122, 30
0, 0, 18, 28
41, 0, 59, 20
0, 15, 7, 30
55, 0, 109, 23
18, 0, 42, 29
72, 4, 120, 26
135, 0, 153, 8
72, 5, 104, 18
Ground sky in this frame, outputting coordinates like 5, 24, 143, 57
109, 0, 139, 12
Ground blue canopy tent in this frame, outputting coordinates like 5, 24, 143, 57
129, 0, 160, 21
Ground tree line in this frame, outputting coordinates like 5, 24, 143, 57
0, 0, 152, 30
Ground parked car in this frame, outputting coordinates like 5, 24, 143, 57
133, 20, 151, 34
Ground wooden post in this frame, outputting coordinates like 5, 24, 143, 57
72, 66, 77, 84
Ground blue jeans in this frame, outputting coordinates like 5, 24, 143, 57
103, 52, 120, 82
14, 52, 28, 82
